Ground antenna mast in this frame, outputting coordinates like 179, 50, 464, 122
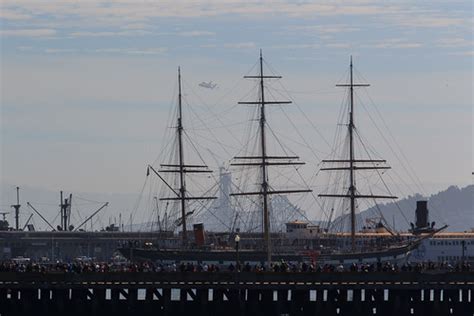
11, 187, 21, 230
319, 56, 397, 251
231, 51, 311, 265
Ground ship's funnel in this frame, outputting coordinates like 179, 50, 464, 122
415, 200, 429, 229
193, 223, 205, 246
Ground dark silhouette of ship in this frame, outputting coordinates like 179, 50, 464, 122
117, 53, 445, 265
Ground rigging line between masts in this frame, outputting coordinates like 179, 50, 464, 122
231, 50, 311, 265
319, 56, 397, 251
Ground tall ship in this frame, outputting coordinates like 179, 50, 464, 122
118, 53, 448, 265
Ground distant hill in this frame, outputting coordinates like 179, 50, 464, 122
357, 185, 473, 232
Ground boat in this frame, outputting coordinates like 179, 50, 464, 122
118, 53, 445, 266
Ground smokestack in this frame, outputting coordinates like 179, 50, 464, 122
193, 223, 205, 247
415, 200, 429, 229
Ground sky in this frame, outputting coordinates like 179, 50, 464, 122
0, 1, 472, 228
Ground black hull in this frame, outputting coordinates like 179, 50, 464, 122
118, 241, 420, 264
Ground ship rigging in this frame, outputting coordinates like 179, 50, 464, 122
230, 50, 312, 264
146, 67, 216, 247
318, 57, 397, 251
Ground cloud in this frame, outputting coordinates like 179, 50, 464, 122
1, 1, 469, 46
120, 23, 150, 30
289, 24, 360, 35
224, 42, 256, 49
0, 28, 56, 37
1, 1, 392, 20
1, 1, 455, 23
391, 15, 465, 28
448, 51, 474, 56
370, 38, 422, 49
44, 48, 78, 54
69, 30, 151, 37
17, 46, 33, 51
326, 43, 351, 48
0, 8, 32, 20
200, 44, 217, 48
92, 47, 167, 55
178, 31, 215, 37
436, 38, 472, 48
269, 44, 320, 50
14, 46, 167, 55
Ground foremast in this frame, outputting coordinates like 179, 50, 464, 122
148, 67, 216, 247
319, 56, 397, 251
231, 51, 311, 265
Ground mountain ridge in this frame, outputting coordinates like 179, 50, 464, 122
357, 184, 473, 232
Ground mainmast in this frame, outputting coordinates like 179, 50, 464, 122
231, 51, 311, 265
348, 57, 357, 251
319, 56, 397, 251
258, 50, 271, 264
150, 67, 216, 246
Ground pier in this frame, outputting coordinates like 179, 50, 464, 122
0, 272, 472, 316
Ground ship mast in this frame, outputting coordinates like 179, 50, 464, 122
348, 57, 357, 251
231, 51, 311, 265
150, 67, 216, 246
177, 67, 187, 242
258, 52, 270, 265
319, 56, 397, 251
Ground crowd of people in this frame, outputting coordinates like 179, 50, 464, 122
0, 259, 471, 274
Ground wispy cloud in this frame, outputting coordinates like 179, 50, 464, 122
2, 1, 469, 29
370, 38, 422, 49
436, 38, 472, 48
1, 28, 56, 37
200, 44, 217, 48
448, 50, 474, 56
224, 42, 256, 49
120, 23, 150, 30
0, 8, 32, 20
16, 46, 167, 55
92, 47, 167, 55
69, 30, 151, 37
44, 48, 78, 54
391, 15, 465, 28
289, 24, 360, 35
178, 31, 215, 37
0, 1, 393, 20
17, 46, 33, 51
269, 44, 320, 50
325, 43, 351, 49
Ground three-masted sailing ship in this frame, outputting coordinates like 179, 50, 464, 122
118, 54, 440, 265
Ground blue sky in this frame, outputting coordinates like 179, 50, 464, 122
0, 1, 472, 224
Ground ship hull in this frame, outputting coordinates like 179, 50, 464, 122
118, 241, 419, 265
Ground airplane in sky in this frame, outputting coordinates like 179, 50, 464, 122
198, 81, 218, 89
